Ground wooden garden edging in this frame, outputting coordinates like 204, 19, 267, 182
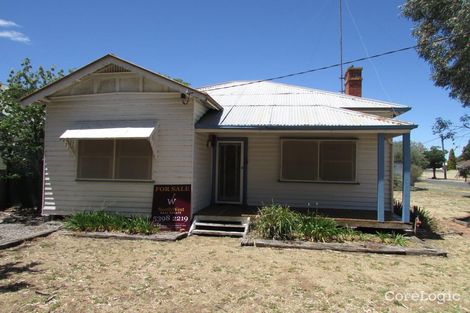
62, 230, 187, 242
241, 238, 447, 257
453, 218, 470, 228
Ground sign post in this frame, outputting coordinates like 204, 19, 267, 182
151, 184, 191, 231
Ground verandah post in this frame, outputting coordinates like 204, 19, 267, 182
377, 133, 385, 222
402, 133, 411, 223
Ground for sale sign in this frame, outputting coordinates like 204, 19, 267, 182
151, 184, 191, 231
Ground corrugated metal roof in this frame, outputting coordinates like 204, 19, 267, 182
195, 105, 416, 130
199, 80, 409, 111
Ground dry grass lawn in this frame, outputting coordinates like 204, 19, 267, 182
1, 178, 469, 312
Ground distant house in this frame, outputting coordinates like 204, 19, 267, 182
20, 55, 416, 230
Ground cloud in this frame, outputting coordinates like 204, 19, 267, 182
0, 30, 30, 43
0, 18, 19, 28
0, 18, 30, 43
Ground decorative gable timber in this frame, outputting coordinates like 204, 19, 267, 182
51, 73, 171, 97
20, 54, 222, 110
95, 64, 131, 73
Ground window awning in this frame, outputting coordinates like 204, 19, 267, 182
60, 120, 158, 139
59, 120, 159, 158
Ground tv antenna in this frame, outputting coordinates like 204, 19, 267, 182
339, 0, 344, 93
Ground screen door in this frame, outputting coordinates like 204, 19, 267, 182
216, 141, 243, 203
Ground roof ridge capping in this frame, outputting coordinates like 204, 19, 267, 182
19, 54, 222, 110
200, 80, 410, 111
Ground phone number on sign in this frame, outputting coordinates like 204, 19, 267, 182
153, 215, 189, 223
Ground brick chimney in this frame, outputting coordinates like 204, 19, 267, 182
345, 66, 363, 97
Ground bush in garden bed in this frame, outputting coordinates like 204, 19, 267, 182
298, 214, 357, 242
255, 204, 356, 242
255, 204, 409, 245
64, 211, 159, 235
255, 203, 301, 240
393, 200, 437, 232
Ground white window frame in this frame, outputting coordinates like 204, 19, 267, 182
280, 138, 358, 183
77, 139, 153, 182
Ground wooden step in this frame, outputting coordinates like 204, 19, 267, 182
194, 215, 248, 222
189, 216, 251, 237
195, 222, 246, 228
191, 229, 244, 237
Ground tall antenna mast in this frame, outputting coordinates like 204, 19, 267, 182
339, 0, 344, 93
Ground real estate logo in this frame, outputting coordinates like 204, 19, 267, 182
151, 184, 191, 231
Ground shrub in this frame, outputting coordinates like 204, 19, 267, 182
411, 206, 437, 232
299, 214, 343, 242
256, 204, 355, 242
393, 200, 437, 232
411, 164, 424, 185
456, 160, 470, 182
393, 174, 402, 191
256, 203, 300, 240
375, 231, 407, 246
64, 211, 159, 235
393, 164, 423, 190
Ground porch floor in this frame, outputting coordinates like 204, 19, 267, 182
196, 205, 412, 231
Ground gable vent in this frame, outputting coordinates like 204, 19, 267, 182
95, 64, 131, 73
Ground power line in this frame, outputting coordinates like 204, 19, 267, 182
203, 33, 468, 92
344, 0, 391, 102
423, 130, 470, 145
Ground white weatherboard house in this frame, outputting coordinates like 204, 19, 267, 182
21, 55, 416, 232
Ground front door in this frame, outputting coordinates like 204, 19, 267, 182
216, 141, 244, 204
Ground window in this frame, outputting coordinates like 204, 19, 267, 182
281, 140, 318, 181
78, 139, 152, 180
281, 139, 356, 182
319, 141, 356, 182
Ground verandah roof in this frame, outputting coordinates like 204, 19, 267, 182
195, 104, 416, 131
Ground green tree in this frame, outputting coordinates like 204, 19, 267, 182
432, 118, 455, 179
447, 148, 457, 170
0, 59, 64, 208
402, 0, 470, 106
461, 140, 470, 161
457, 160, 470, 182
424, 146, 446, 179
393, 141, 427, 187
461, 114, 470, 129
393, 141, 428, 169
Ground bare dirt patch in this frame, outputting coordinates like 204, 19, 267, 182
0, 180, 468, 312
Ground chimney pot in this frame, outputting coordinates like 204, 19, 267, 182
345, 66, 363, 97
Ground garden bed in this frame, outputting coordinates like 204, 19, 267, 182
64, 211, 160, 234
246, 203, 448, 255
62, 230, 187, 242
241, 238, 447, 257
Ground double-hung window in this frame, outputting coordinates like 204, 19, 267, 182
280, 139, 356, 183
77, 139, 152, 180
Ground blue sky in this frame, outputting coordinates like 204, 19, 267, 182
1, 0, 468, 154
